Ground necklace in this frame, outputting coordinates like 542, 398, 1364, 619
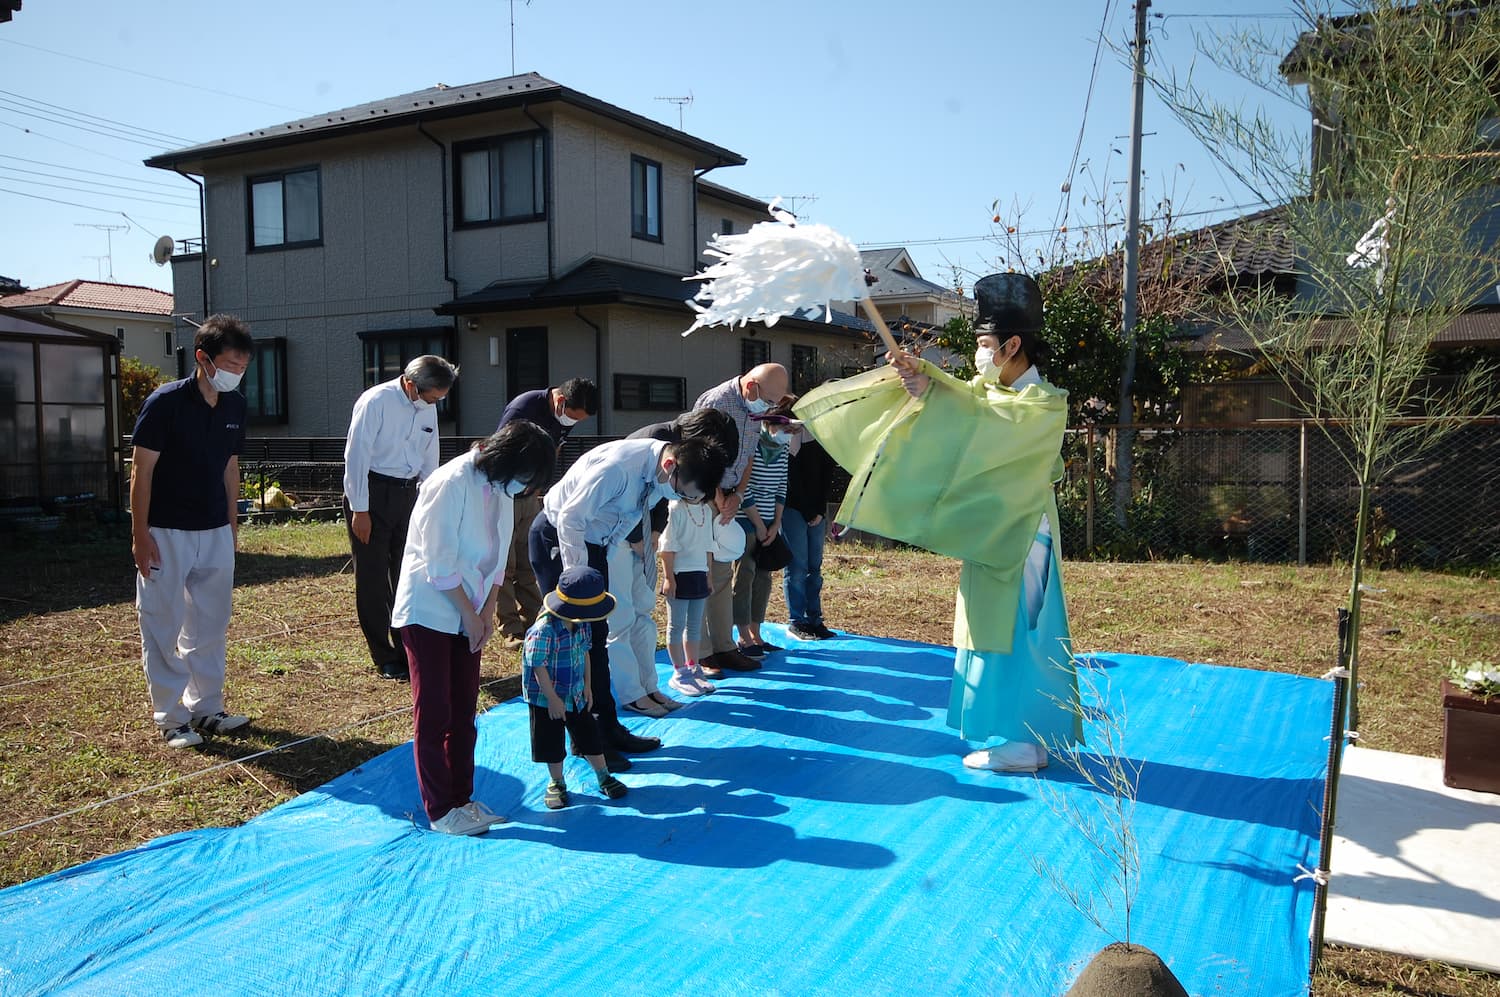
682, 502, 708, 528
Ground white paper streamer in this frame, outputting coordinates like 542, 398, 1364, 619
683, 207, 869, 336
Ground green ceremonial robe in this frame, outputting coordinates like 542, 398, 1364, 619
795, 359, 1081, 745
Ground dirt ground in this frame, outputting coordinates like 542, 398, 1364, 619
1, 522, 1497, 995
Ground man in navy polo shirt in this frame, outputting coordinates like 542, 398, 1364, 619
130, 315, 254, 749
494, 377, 598, 642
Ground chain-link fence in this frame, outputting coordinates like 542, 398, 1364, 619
1056, 419, 1500, 568
222, 419, 1499, 569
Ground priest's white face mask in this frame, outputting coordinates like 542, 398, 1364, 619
973, 346, 998, 378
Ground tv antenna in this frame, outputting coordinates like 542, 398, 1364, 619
509, 0, 534, 75
83, 255, 110, 280
763, 194, 819, 220
655, 93, 693, 130
75, 222, 128, 281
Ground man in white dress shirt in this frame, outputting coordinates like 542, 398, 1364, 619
343, 355, 458, 680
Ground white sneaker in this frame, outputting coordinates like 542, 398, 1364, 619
669, 670, 710, 697
430, 806, 490, 836
963, 742, 1049, 773
162, 724, 203, 749
192, 711, 250, 735
462, 801, 506, 827
691, 665, 717, 693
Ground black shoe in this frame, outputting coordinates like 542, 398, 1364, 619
723, 649, 762, 671
788, 623, 820, 641
737, 642, 766, 658
811, 624, 838, 640
605, 724, 662, 753
378, 664, 410, 681
571, 744, 634, 773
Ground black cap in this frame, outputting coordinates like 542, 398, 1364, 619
974, 273, 1044, 334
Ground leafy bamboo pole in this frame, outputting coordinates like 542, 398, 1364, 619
1152, 0, 1500, 733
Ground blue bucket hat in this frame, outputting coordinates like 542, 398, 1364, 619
543, 566, 617, 622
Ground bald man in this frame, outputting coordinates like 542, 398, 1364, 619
692, 362, 789, 675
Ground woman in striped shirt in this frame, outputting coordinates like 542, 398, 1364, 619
730, 396, 797, 658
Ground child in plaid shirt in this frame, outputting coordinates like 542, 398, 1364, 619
523, 566, 629, 809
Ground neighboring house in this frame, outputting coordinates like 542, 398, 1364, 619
0, 280, 175, 374
0, 276, 22, 296
143, 72, 878, 436
841, 248, 972, 327
0, 306, 121, 509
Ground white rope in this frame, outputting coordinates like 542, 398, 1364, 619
1320, 666, 1350, 680
1293, 864, 1330, 887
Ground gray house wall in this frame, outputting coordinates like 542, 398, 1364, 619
160, 94, 869, 441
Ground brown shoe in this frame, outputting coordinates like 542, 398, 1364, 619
720, 649, 762, 672
698, 653, 726, 679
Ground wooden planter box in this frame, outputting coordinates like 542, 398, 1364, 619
1442, 679, 1500, 795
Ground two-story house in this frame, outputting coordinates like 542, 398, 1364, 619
144, 73, 876, 437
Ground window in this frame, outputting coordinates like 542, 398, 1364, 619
614, 373, 684, 411
631, 156, 662, 241
455, 132, 546, 226
115, 327, 126, 345
359, 326, 458, 419
248, 167, 321, 250
242, 337, 288, 425
720, 218, 734, 236
741, 337, 769, 373
506, 327, 548, 401
791, 344, 820, 395
163, 331, 173, 357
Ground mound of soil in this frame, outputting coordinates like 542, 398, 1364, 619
1064, 943, 1190, 997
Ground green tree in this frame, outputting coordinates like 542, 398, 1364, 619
1157, 0, 1500, 730
120, 356, 166, 433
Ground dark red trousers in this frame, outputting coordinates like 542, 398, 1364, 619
401, 624, 482, 821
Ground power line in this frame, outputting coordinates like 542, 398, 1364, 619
0, 89, 195, 145
0, 173, 197, 207
0, 153, 193, 190
0, 38, 313, 115
0, 119, 151, 168
1052, 0, 1120, 239
0, 165, 197, 201
859, 199, 1271, 249
0, 102, 169, 149
0, 185, 197, 219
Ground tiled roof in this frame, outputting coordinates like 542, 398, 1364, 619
1170, 206, 1296, 282
0, 279, 173, 316
696, 180, 769, 214
145, 72, 745, 172
860, 248, 968, 302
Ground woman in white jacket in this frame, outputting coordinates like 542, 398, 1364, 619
391, 421, 555, 836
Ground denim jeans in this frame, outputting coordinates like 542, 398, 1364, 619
780, 507, 826, 625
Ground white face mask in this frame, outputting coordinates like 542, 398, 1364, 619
411, 396, 431, 410
556, 408, 580, 427
744, 382, 770, 414
202, 355, 243, 393
974, 346, 998, 378
503, 478, 530, 498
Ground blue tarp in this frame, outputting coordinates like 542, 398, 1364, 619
0, 629, 1329, 996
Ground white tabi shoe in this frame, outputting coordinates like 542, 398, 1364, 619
963, 741, 1049, 773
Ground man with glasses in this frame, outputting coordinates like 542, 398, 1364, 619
529, 436, 728, 770
343, 355, 459, 681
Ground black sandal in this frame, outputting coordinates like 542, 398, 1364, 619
597, 775, 628, 799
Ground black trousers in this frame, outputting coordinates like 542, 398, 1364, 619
345, 475, 418, 674
528, 513, 620, 728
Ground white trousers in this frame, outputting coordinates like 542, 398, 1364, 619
136, 525, 235, 731
605, 539, 662, 704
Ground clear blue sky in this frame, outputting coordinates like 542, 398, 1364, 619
0, 0, 1331, 297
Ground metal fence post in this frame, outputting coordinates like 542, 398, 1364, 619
1299, 421, 1309, 567
1086, 425, 1096, 552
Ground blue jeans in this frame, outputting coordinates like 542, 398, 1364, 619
780, 507, 826, 626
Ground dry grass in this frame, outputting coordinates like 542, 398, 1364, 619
1, 522, 1497, 995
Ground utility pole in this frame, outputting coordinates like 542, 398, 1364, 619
1115, 0, 1150, 527
75, 223, 128, 281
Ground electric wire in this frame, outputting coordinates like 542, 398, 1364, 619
0, 185, 197, 218
0, 119, 162, 168
0, 38, 313, 116
0, 89, 195, 146
0, 153, 195, 189
0, 166, 197, 202
0, 174, 197, 207
0, 103, 173, 149
1051, 0, 1120, 242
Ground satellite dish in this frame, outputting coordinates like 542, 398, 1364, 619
151, 235, 175, 266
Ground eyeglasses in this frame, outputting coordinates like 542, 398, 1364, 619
670, 470, 705, 503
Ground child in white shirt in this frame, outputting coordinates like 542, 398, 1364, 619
659, 497, 718, 696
